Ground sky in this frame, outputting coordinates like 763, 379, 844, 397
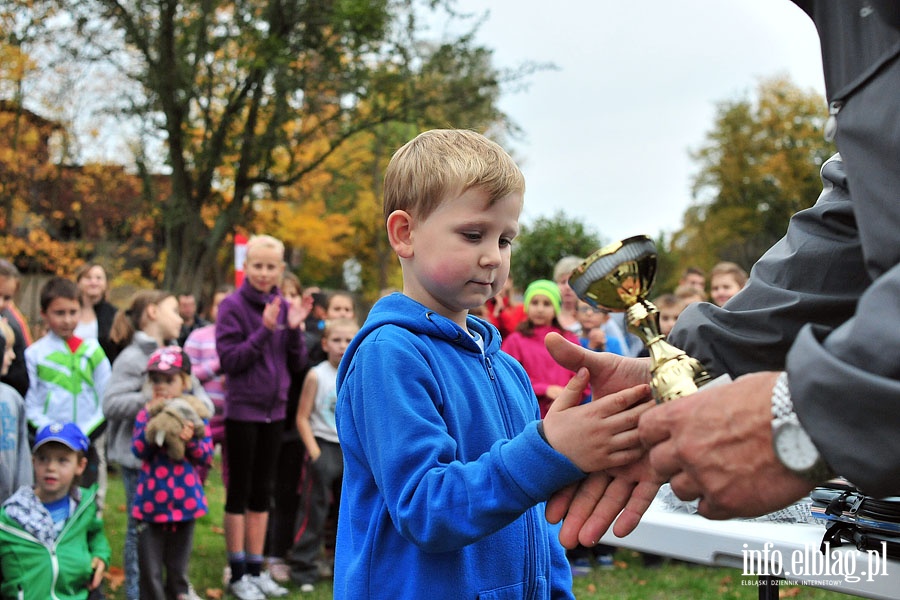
445, 0, 826, 244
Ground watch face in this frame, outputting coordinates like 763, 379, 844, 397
773, 421, 820, 471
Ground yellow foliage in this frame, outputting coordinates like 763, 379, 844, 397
0, 44, 36, 83
113, 267, 155, 289
257, 198, 354, 265
0, 232, 83, 276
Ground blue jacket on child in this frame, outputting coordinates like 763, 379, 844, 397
335, 293, 584, 599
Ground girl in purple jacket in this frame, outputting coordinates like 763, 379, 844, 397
215, 235, 309, 599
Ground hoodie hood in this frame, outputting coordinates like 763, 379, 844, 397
338, 293, 500, 382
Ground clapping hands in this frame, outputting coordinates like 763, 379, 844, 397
263, 293, 313, 331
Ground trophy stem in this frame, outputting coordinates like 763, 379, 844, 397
625, 300, 664, 347
626, 301, 712, 403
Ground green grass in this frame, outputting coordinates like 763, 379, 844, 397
100, 458, 845, 599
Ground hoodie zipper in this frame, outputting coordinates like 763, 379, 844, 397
484, 355, 496, 381
483, 352, 538, 595
483, 355, 511, 434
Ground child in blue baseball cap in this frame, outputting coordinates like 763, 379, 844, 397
0, 422, 110, 600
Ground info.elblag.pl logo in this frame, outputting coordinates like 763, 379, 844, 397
742, 541, 890, 584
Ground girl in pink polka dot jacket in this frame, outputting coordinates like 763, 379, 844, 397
131, 346, 213, 600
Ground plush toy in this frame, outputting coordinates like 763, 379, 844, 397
145, 394, 211, 461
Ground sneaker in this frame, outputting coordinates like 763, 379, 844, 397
596, 553, 615, 569
227, 575, 266, 600
247, 572, 289, 598
300, 583, 315, 593
186, 584, 203, 600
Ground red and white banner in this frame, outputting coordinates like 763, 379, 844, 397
234, 233, 248, 287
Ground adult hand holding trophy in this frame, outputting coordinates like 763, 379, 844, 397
568, 235, 715, 403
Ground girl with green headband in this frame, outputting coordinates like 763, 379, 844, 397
501, 280, 588, 417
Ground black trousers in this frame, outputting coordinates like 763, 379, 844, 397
137, 520, 195, 600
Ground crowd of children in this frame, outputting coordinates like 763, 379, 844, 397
0, 128, 749, 599
0, 247, 364, 600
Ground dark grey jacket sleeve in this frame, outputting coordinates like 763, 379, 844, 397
667, 1, 900, 496
671, 153, 900, 497
669, 155, 870, 378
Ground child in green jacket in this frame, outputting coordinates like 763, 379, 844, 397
0, 422, 110, 600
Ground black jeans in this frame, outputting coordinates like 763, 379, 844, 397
137, 520, 195, 600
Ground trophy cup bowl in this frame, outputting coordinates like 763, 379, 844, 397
568, 235, 711, 403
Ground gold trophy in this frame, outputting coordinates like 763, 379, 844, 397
568, 235, 711, 403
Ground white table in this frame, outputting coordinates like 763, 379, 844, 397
599, 498, 900, 599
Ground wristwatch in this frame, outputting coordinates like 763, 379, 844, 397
771, 372, 834, 483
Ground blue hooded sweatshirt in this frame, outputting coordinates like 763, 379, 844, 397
335, 293, 585, 599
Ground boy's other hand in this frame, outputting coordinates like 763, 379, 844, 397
541, 330, 661, 547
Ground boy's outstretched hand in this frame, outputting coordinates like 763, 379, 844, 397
541, 367, 653, 475
542, 333, 663, 548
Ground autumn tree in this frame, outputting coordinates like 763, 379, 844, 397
0, 7, 167, 282
0, 97, 167, 278
8, 0, 532, 298
670, 76, 835, 274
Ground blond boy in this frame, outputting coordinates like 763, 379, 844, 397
333, 129, 652, 599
